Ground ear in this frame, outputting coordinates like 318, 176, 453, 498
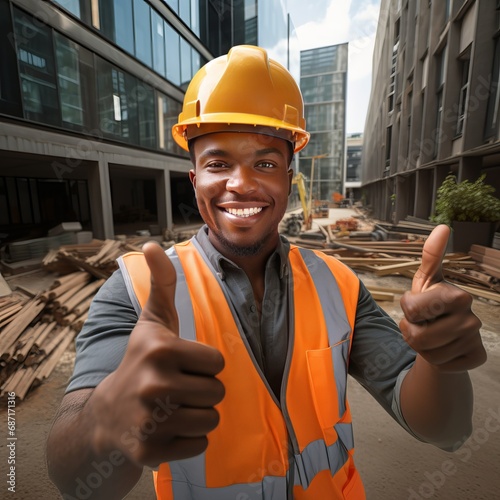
189, 169, 196, 191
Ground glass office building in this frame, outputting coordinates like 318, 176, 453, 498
299, 44, 348, 202
0, 0, 298, 243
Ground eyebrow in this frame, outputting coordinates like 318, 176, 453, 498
198, 149, 230, 162
198, 147, 285, 161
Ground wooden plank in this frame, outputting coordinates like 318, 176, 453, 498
469, 251, 500, 269
0, 273, 12, 297
365, 284, 408, 295
470, 245, 500, 258
479, 263, 500, 280
372, 260, 422, 276
455, 284, 500, 303
366, 290, 395, 302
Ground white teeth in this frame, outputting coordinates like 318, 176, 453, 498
225, 207, 263, 217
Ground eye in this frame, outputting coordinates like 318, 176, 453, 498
206, 161, 228, 170
257, 161, 276, 169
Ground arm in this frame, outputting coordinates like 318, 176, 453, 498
398, 225, 486, 450
47, 243, 225, 499
46, 389, 143, 499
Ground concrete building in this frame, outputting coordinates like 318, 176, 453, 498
0, 0, 299, 245
299, 43, 348, 204
362, 0, 500, 224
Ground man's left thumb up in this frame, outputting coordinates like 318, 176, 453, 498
412, 224, 450, 293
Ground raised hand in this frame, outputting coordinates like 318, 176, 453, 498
399, 225, 486, 372
90, 242, 225, 467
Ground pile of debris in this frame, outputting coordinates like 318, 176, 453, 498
0, 232, 197, 402
0, 270, 106, 400
290, 221, 500, 304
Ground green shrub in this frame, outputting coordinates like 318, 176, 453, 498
431, 174, 500, 226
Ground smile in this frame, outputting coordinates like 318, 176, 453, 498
224, 207, 263, 217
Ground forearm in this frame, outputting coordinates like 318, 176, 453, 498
46, 390, 143, 499
400, 355, 473, 451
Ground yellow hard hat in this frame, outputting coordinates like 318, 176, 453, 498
172, 45, 310, 153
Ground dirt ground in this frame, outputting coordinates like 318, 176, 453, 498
1, 272, 499, 500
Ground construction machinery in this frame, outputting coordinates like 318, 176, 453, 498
292, 172, 312, 231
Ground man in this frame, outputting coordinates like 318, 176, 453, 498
47, 46, 486, 499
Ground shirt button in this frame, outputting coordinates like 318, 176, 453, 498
250, 305, 256, 313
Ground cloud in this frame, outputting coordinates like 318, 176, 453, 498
294, 0, 352, 50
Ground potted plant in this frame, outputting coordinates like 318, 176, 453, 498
431, 173, 500, 252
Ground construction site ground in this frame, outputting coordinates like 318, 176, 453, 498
1, 209, 499, 499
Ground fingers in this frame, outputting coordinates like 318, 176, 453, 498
401, 282, 471, 323
130, 407, 219, 467
412, 224, 450, 293
142, 241, 179, 335
400, 282, 486, 372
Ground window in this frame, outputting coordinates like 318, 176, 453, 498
96, 57, 138, 143
13, 7, 60, 125
138, 83, 156, 148
114, 0, 134, 55
434, 49, 446, 156
385, 126, 392, 168
133, 0, 152, 66
53, 0, 81, 18
152, 10, 166, 76
180, 38, 192, 89
158, 93, 185, 156
179, 0, 190, 26
55, 33, 84, 126
165, 23, 181, 86
406, 91, 413, 156
456, 57, 470, 136
301, 74, 345, 103
485, 38, 500, 139
388, 40, 399, 112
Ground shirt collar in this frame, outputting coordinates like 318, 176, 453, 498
194, 225, 290, 280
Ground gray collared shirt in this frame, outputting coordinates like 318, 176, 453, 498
195, 226, 289, 398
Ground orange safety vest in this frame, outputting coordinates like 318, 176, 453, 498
118, 238, 365, 499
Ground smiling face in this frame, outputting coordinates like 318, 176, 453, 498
189, 132, 293, 260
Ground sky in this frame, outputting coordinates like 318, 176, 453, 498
287, 0, 382, 134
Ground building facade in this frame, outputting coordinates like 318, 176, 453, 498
0, 0, 298, 244
363, 0, 500, 224
299, 43, 348, 204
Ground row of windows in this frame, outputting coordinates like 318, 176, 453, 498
305, 102, 346, 133
5, 6, 186, 156
301, 73, 346, 103
301, 44, 348, 76
52, 0, 207, 90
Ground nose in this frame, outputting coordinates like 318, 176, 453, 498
225, 165, 258, 194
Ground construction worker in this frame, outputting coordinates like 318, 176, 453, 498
47, 46, 486, 499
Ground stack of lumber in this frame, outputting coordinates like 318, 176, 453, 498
290, 227, 500, 304
469, 245, 500, 279
41, 237, 160, 278
0, 271, 105, 401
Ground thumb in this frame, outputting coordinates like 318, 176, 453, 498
142, 241, 179, 336
412, 224, 450, 293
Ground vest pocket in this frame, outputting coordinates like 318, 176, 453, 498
306, 340, 349, 432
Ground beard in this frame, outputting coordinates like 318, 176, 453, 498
211, 229, 265, 257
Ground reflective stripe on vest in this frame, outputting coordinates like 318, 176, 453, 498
118, 240, 365, 499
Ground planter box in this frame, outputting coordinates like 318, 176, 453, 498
451, 221, 497, 253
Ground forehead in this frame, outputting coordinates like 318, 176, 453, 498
192, 132, 291, 160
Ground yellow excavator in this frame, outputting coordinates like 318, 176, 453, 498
287, 172, 312, 234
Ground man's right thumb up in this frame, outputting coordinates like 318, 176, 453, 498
142, 242, 179, 336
